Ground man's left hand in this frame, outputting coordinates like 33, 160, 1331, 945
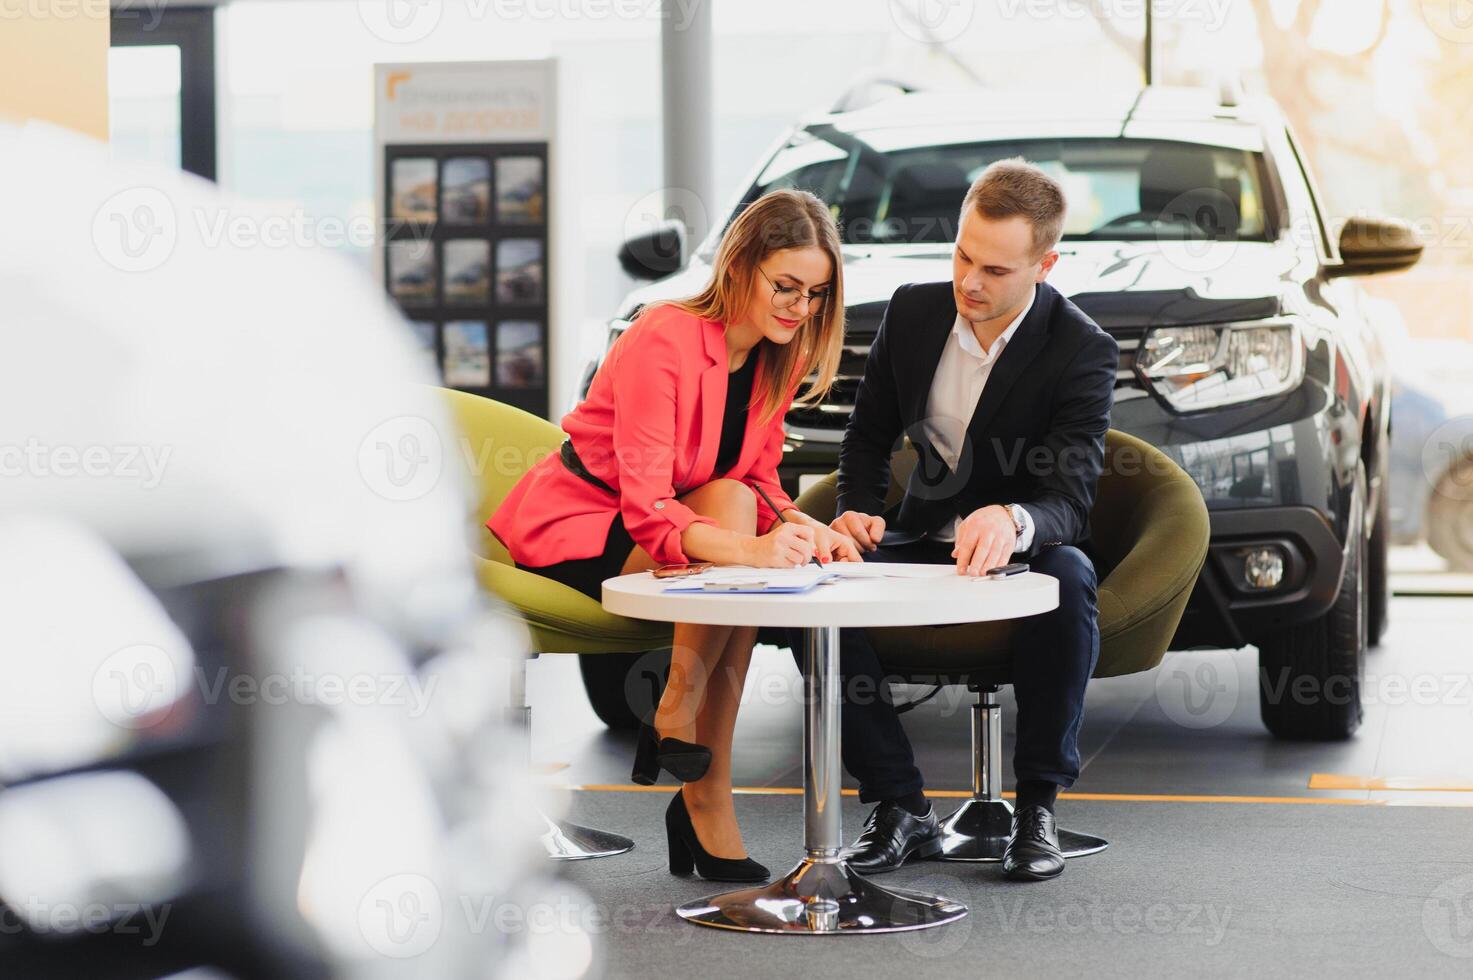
952, 505, 1016, 576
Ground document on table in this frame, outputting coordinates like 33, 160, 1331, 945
819, 562, 956, 579
660, 566, 839, 593
658, 563, 955, 586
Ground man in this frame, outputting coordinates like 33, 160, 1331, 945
826, 159, 1119, 881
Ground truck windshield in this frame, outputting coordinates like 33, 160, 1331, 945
746, 131, 1275, 246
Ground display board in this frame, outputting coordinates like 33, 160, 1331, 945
374, 60, 554, 418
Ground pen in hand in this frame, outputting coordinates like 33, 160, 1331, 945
751, 484, 827, 569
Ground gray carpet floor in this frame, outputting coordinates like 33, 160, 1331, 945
550, 788, 1473, 979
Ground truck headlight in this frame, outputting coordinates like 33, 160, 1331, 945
1136, 319, 1304, 412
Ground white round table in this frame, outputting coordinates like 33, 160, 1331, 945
603, 564, 1059, 935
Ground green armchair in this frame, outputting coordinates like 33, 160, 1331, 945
793, 429, 1209, 861
442, 388, 673, 860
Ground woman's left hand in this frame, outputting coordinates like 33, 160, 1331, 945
811, 522, 863, 563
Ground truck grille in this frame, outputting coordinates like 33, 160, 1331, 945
785, 314, 1149, 433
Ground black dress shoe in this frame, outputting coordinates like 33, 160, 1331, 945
844, 801, 942, 875
1002, 804, 1065, 881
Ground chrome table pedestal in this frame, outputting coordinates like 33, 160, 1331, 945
937, 687, 1107, 862
538, 811, 636, 861
513, 655, 633, 861
676, 626, 967, 934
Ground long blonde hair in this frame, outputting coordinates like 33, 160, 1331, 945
652, 189, 844, 425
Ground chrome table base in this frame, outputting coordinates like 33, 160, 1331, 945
937, 798, 1108, 862
679, 626, 966, 935
676, 857, 966, 934
539, 811, 635, 861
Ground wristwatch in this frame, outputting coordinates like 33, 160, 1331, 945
1004, 503, 1027, 540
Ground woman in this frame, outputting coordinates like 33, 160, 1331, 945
489, 189, 858, 882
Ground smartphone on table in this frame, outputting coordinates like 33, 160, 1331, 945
652, 562, 714, 579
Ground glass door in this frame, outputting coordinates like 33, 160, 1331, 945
109, 5, 216, 180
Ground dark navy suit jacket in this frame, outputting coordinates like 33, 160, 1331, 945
836, 279, 1120, 559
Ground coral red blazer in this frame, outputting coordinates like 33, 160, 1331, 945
489, 304, 799, 568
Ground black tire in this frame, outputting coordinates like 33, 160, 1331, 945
577, 650, 670, 730
1426, 457, 1473, 573
1366, 451, 1390, 648
1256, 464, 1367, 740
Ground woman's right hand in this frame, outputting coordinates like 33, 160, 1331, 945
743, 523, 817, 567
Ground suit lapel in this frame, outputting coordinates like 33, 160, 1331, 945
694, 317, 727, 482
906, 288, 961, 424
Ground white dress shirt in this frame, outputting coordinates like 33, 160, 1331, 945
924, 285, 1037, 549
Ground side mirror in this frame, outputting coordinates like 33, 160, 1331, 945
618, 219, 686, 281
1328, 215, 1423, 277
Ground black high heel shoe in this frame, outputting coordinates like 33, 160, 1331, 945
631, 721, 712, 786
665, 788, 769, 882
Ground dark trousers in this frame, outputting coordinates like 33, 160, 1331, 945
789, 537, 1101, 803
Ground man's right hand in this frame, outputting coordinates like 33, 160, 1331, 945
831, 510, 885, 552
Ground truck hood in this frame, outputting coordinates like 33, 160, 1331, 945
619, 240, 1297, 330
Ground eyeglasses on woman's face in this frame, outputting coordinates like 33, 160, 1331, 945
757, 265, 831, 315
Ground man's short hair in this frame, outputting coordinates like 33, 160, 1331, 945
961, 158, 1067, 259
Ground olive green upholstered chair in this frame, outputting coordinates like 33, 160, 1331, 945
792, 429, 1209, 861
442, 388, 674, 861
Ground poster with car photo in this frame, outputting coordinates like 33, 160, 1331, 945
495, 238, 543, 304
496, 320, 545, 388
443, 239, 491, 305
387, 239, 436, 306
495, 156, 544, 223
441, 156, 491, 225
390, 158, 438, 223
443, 320, 492, 388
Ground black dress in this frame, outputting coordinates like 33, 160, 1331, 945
514, 353, 758, 600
